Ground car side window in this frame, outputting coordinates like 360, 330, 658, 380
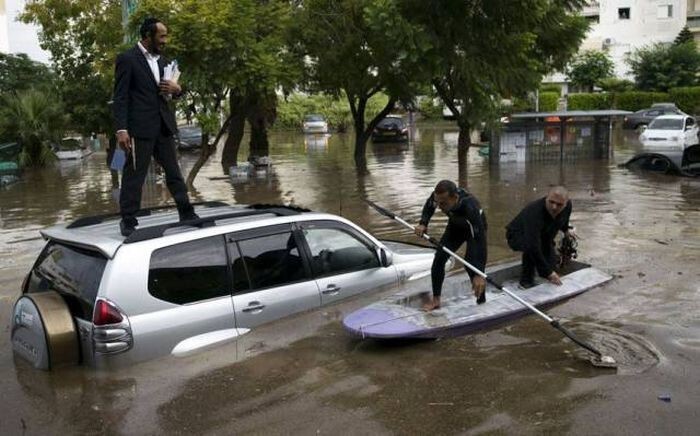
236, 231, 308, 290
646, 110, 661, 117
302, 227, 380, 277
686, 117, 695, 127
149, 236, 229, 305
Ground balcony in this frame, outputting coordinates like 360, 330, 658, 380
582, 1, 600, 16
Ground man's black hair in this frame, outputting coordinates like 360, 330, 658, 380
434, 180, 458, 196
140, 17, 161, 39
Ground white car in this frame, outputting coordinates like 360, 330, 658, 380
302, 114, 329, 133
640, 114, 699, 151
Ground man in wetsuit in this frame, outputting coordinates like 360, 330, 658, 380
415, 180, 488, 311
505, 186, 577, 289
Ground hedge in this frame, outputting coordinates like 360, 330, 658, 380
613, 91, 669, 112
668, 87, 700, 114
276, 92, 390, 131
567, 93, 612, 110
539, 92, 559, 111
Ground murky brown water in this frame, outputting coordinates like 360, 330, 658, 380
1, 123, 700, 434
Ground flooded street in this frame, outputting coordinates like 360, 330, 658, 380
1, 123, 700, 434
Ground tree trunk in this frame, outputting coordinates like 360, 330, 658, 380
351, 95, 398, 165
221, 91, 250, 173
186, 116, 232, 188
458, 142, 469, 188
457, 119, 472, 148
247, 91, 276, 158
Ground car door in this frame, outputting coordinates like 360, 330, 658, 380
298, 221, 398, 306
684, 117, 699, 146
227, 224, 321, 329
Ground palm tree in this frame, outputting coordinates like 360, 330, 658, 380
0, 88, 68, 167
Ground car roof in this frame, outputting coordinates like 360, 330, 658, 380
652, 114, 688, 120
41, 203, 325, 259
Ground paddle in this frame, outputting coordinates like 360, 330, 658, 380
365, 199, 616, 367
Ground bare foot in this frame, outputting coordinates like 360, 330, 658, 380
422, 297, 441, 311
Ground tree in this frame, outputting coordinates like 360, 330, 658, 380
674, 26, 694, 46
21, 0, 123, 136
567, 50, 614, 92
627, 42, 700, 92
0, 89, 68, 167
596, 77, 634, 92
0, 53, 55, 95
294, 0, 424, 164
399, 0, 589, 147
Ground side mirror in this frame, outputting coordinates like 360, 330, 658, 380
377, 248, 393, 268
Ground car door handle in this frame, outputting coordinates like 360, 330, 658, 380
322, 284, 341, 295
242, 302, 266, 313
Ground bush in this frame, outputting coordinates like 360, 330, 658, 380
596, 78, 634, 92
418, 97, 443, 119
276, 92, 390, 131
538, 92, 559, 111
539, 84, 562, 94
613, 91, 669, 111
668, 87, 700, 114
567, 93, 612, 110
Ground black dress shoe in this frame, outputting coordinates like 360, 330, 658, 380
519, 278, 536, 289
476, 293, 486, 305
120, 220, 136, 237
179, 212, 200, 222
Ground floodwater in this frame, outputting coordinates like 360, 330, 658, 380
1, 123, 699, 434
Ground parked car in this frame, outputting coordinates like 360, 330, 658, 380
175, 125, 205, 150
302, 114, 329, 134
54, 136, 92, 160
623, 104, 683, 130
11, 202, 440, 370
639, 114, 700, 151
372, 115, 409, 142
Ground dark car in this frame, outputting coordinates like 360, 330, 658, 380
623, 104, 683, 130
175, 125, 205, 150
371, 116, 408, 142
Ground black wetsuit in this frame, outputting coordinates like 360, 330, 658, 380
419, 188, 488, 297
505, 197, 572, 281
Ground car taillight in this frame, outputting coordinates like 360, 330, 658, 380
93, 299, 124, 326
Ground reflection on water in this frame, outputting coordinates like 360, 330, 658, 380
1, 124, 700, 434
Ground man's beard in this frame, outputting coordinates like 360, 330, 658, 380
150, 36, 162, 55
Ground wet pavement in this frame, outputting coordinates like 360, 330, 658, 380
1, 123, 700, 434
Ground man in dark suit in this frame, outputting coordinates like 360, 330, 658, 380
113, 17, 197, 236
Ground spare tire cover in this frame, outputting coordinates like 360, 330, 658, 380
11, 292, 79, 370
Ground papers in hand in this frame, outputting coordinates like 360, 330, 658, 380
163, 60, 180, 84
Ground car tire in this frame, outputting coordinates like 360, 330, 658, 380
11, 291, 80, 370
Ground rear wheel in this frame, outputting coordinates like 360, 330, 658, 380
11, 291, 80, 370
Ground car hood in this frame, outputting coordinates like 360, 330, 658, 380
643, 129, 683, 138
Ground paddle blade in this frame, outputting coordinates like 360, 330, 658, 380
364, 199, 395, 219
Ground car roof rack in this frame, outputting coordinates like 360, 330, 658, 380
66, 201, 230, 229
123, 204, 311, 244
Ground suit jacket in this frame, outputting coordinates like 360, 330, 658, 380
112, 45, 178, 139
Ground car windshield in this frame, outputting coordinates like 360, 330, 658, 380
649, 118, 684, 130
378, 117, 404, 128
304, 115, 324, 122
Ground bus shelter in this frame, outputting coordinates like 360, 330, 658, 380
490, 110, 631, 164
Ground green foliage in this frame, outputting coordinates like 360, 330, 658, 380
668, 87, 700, 114
674, 26, 694, 46
417, 97, 443, 119
0, 53, 55, 95
539, 84, 562, 94
567, 93, 612, 110
613, 91, 669, 111
627, 42, 700, 92
276, 93, 391, 131
20, 0, 123, 135
539, 92, 559, 111
398, 0, 589, 143
566, 50, 614, 91
596, 77, 634, 92
0, 89, 68, 167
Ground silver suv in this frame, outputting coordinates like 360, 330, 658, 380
11, 202, 437, 369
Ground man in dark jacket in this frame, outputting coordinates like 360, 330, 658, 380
415, 180, 488, 311
112, 17, 197, 236
506, 186, 576, 288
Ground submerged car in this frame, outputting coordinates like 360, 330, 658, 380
639, 114, 699, 151
175, 125, 206, 150
302, 114, 329, 134
372, 115, 408, 142
11, 202, 439, 370
623, 104, 682, 130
